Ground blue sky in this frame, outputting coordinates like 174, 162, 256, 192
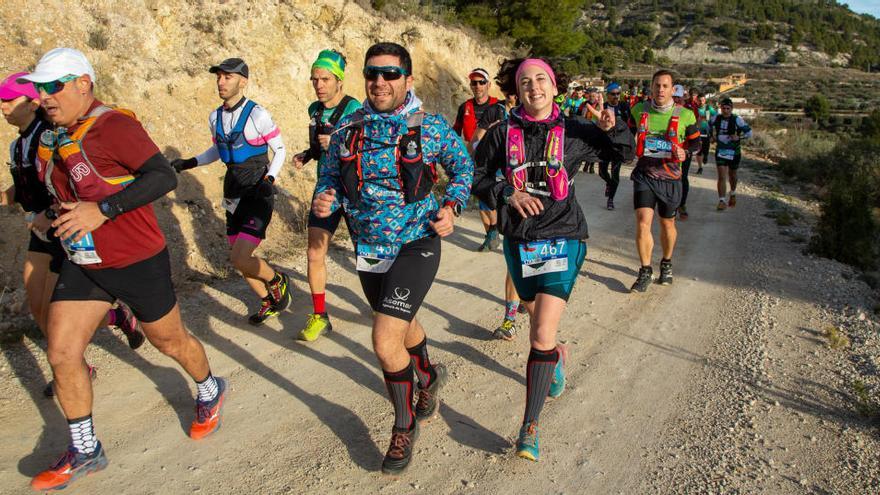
843, 0, 880, 18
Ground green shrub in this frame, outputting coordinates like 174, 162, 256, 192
810, 138, 880, 269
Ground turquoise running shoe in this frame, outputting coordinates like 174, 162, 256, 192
516, 421, 540, 461
548, 346, 567, 399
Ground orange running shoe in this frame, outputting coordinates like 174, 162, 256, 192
30, 442, 108, 491
189, 377, 227, 440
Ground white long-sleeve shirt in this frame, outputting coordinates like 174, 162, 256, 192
196, 97, 286, 179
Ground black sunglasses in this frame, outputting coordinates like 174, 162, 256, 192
363, 65, 408, 81
608, 92, 621, 96
470, 80, 488, 86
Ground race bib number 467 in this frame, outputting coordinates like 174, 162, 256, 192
518, 239, 568, 278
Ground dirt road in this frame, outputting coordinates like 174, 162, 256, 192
1, 161, 878, 494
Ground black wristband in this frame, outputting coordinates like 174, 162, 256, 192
99, 198, 124, 220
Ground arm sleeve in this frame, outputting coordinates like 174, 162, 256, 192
195, 112, 220, 165
101, 152, 177, 217
251, 107, 286, 179
452, 104, 465, 135
435, 117, 473, 208
195, 145, 220, 165
472, 125, 507, 210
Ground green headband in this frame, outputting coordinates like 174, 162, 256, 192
311, 49, 346, 81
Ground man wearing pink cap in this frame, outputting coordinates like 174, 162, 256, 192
17, 48, 226, 492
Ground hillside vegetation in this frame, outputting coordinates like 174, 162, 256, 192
378, 0, 880, 73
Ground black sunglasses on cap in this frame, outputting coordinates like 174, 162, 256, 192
363, 65, 408, 81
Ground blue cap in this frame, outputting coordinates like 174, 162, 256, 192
606, 82, 621, 92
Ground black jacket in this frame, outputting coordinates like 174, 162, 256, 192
472, 109, 633, 242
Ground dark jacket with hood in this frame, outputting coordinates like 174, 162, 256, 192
472, 106, 633, 242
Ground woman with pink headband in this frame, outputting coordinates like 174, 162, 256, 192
473, 58, 634, 461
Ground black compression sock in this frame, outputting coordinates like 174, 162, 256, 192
406, 337, 437, 389
523, 347, 559, 424
383, 364, 415, 431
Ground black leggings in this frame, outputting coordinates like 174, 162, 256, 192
599, 161, 622, 200
680, 157, 692, 208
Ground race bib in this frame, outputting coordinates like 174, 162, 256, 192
644, 135, 673, 159
518, 239, 568, 278
222, 197, 241, 214
62, 233, 102, 265
356, 243, 400, 273
717, 148, 737, 161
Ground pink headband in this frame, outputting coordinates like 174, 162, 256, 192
515, 58, 557, 88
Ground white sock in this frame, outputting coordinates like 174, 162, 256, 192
69, 415, 98, 455
196, 373, 219, 403
719, 197, 726, 203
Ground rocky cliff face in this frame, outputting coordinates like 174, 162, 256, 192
0, 0, 506, 288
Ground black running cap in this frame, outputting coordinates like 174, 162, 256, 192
209, 58, 249, 78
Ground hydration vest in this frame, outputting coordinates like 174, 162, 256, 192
37, 105, 136, 203
712, 114, 741, 139
461, 97, 498, 142
214, 100, 267, 165
309, 95, 356, 161
505, 116, 570, 201
635, 105, 684, 178
338, 111, 436, 205
10, 118, 52, 212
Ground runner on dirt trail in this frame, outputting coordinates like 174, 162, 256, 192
0, 71, 146, 399
711, 97, 752, 210
292, 49, 362, 342
311, 42, 472, 475
473, 57, 633, 462
695, 91, 717, 176
20, 47, 226, 492
597, 82, 634, 211
628, 70, 700, 293
470, 63, 524, 341
171, 57, 291, 326
454, 68, 499, 252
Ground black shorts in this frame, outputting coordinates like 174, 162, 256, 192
716, 155, 741, 170
358, 235, 441, 322
51, 248, 177, 323
632, 173, 681, 219
225, 194, 273, 240
308, 207, 348, 235
700, 136, 711, 159
27, 231, 66, 274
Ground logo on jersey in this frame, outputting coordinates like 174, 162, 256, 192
70, 162, 91, 182
405, 141, 418, 159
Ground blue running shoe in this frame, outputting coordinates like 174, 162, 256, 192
548, 346, 567, 399
516, 421, 540, 461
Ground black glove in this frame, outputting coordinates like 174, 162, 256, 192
170, 157, 198, 173
255, 176, 275, 198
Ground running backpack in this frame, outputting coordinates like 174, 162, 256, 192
505, 116, 569, 201
214, 100, 268, 165
37, 105, 137, 203
309, 95, 356, 160
338, 111, 436, 205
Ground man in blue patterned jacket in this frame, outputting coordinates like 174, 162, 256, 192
311, 42, 472, 475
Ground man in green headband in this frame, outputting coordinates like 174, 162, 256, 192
293, 49, 361, 342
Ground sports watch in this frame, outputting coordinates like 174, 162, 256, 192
443, 200, 461, 217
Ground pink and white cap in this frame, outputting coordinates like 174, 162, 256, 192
17, 48, 96, 85
0, 72, 39, 101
